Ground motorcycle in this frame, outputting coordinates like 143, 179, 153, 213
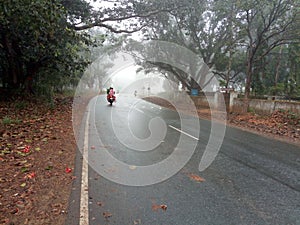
107, 94, 115, 105
106, 88, 116, 106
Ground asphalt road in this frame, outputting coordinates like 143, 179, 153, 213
66, 95, 300, 225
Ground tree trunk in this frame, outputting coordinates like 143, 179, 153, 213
226, 49, 233, 91
245, 57, 253, 100
4, 34, 23, 89
243, 48, 254, 113
274, 45, 283, 90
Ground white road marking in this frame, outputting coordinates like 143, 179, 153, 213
169, 125, 199, 141
133, 106, 199, 141
134, 108, 145, 115
80, 110, 90, 225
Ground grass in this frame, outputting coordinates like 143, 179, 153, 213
2, 116, 21, 125
14, 101, 28, 110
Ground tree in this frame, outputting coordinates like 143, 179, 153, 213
0, 0, 91, 94
128, 0, 300, 97
125, 0, 247, 91
213, 50, 247, 91
2, 0, 299, 100
0, 0, 173, 97
237, 0, 300, 100
287, 43, 300, 97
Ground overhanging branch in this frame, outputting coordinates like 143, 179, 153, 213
73, 9, 172, 32
75, 22, 146, 33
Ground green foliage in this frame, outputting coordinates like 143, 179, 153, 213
2, 116, 21, 125
269, 83, 285, 96
0, 0, 92, 98
62, 89, 76, 97
2, 116, 12, 125
285, 78, 299, 98
248, 107, 256, 114
287, 111, 299, 121
219, 80, 226, 87
14, 101, 28, 110
34, 82, 54, 102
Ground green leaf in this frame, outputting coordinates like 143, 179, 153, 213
21, 167, 29, 173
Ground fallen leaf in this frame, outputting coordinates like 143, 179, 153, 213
160, 204, 167, 211
24, 172, 36, 179
188, 173, 205, 182
20, 183, 26, 187
103, 211, 112, 218
21, 167, 29, 173
134, 219, 142, 224
23, 146, 31, 153
16, 201, 25, 209
17, 151, 28, 157
65, 167, 72, 173
97, 201, 104, 207
152, 204, 167, 211
10, 208, 19, 214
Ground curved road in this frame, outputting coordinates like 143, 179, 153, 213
66, 95, 300, 225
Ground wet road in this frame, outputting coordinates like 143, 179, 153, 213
66, 95, 300, 225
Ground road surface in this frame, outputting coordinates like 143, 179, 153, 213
66, 95, 300, 225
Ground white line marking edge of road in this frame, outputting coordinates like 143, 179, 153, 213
79, 110, 90, 225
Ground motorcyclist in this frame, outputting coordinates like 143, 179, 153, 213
107, 87, 116, 104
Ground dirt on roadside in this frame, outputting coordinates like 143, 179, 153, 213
0, 96, 77, 225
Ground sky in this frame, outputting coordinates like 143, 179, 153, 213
111, 65, 139, 91
86, 0, 164, 93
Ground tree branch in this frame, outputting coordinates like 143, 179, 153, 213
100, 9, 172, 23
73, 9, 172, 31
76, 22, 146, 33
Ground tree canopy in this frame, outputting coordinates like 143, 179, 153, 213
127, 0, 300, 98
0, 0, 173, 97
0, 0, 92, 95
1, 0, 300, 100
